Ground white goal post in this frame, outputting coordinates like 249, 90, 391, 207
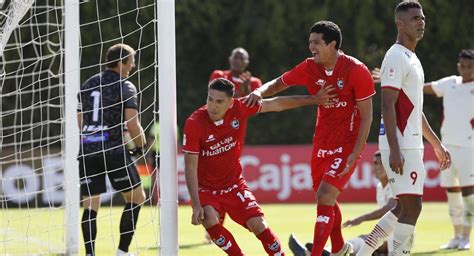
0, 0, 178, 254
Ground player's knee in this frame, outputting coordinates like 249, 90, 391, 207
246, 216, 268, 235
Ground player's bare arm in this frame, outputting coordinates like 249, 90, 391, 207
422, 82, 436, 95
125, 108, 146, 148
343, 198, 396, 228
244, 77, 287, 107
421, 113, 451, 170
338, 98, 373, 177
259, 85, 336, 113
77, 112, 83, 129
184, 153, 205, 225
381, 88, 405, 175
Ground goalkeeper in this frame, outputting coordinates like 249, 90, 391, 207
77, 43, 146, 256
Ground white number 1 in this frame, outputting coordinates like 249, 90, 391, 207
236, 190, 255, 202
91, 91, 101, 122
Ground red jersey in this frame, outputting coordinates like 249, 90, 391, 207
209, 70, 262, 97
183, 98, 261, 190
281, 53, 375, 147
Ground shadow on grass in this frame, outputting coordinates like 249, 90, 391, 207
142, 241, 212, 251
413, 249, 462, 255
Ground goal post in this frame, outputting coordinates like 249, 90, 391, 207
64, 0, 80, 254
157, 0, 179, 255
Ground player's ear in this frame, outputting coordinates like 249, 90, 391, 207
228, 98, 234, 109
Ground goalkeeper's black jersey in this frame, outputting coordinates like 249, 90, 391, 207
77, 69, 138, 155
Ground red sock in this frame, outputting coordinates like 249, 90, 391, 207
256, 228, 284, 255
311, 205, 335, 256
330, 202, 344, 253
206, 224, 244, 256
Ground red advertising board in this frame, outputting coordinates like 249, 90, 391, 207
175, 143, 446, 203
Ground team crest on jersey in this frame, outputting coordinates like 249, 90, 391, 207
337, 79, 344, 89
231, 119, 239, 129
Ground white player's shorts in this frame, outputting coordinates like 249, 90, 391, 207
440, 145, 474, 188
381, 149, 425, 196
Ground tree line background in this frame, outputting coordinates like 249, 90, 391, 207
174, 0, 473, 144
2, 0, 472, 147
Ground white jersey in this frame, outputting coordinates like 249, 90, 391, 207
431, 75, 474, 148
376, 182, 393, 207
379, 44, 425, 150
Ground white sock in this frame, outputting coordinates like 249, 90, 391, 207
348, 237, 365, 253
392, 222, 415, 255
447, 192, 464, 225
356, 211, 397, 256
117, 249, 127, 255
463, 194, 474, 228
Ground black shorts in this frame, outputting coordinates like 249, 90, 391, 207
79, 152, 141, 196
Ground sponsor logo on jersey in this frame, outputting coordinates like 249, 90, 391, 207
315, 79, 326, 87
206, 134, 215, 142
337, 79, 344, 89
203, 137, 237, 156
323, 98, 347, 109
231, 119, 239, 129
316, 215, 330, 224
317, 147, 343, 158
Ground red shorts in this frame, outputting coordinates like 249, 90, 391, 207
311, 143, 360, 191
199, 180, 264, 229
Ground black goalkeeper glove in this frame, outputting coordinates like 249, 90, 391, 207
129, 146, 146, 157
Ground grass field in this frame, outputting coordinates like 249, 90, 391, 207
1, 202, 471, 255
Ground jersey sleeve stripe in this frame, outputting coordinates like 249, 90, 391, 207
356, 92, 376, 102
182, 150, 199, 154
381, 85, 401, 91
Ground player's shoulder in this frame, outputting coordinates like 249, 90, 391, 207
211, 69, 229, 77
437, 75, 460, 85
187, 106, 208, 123
383, 44, 412, 64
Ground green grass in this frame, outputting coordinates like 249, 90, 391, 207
1, 203, 471, 255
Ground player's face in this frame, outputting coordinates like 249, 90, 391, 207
457, 58, 474, 82
308, 33, 333, 65
229, 51, 249, 73
120, 55, 136, 78
398, 8, 425, 41
373, 156, 387, 181
207, 89, 233, 121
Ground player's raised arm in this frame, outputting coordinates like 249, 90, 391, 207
243, 77, 287, 107
259, 84, 336, 113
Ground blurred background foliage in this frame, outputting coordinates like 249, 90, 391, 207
5, 0, 468, 145
173, 0, 473, 144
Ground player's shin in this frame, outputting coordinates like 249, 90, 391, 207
118, 203, 141, 252
330, 202, 344, 253
357, 211, 397, 256
311, 205, 335, 255
256, 228, 285, 255
81, 209, 98, 255
206, 224, 244, 256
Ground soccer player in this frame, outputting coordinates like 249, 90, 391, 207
244, 20, 375, 256
357, 2, 451, 255
289, 151, 397, 256
183, 78, 336, 256
210, 47, 262, 98
424, 49, 474, 250
77, 43, 147, 256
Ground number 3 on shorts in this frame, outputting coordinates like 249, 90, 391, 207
236, 190, 255, 202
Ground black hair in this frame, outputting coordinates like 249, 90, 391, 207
208, 78, 235, 97
395, 1, 422, 15
106, 43, 136, 68
374, 151, 381, 157
310, 21, 342, 50
458, 49, 474, 60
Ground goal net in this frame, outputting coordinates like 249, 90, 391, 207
0, 0, 177, 254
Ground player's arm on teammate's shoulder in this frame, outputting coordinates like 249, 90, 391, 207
259, 84, 336, 113
184, 153, 204, 225
244, 77, 288, 107
125, 108, 146, 148
421, 113, 451, 170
